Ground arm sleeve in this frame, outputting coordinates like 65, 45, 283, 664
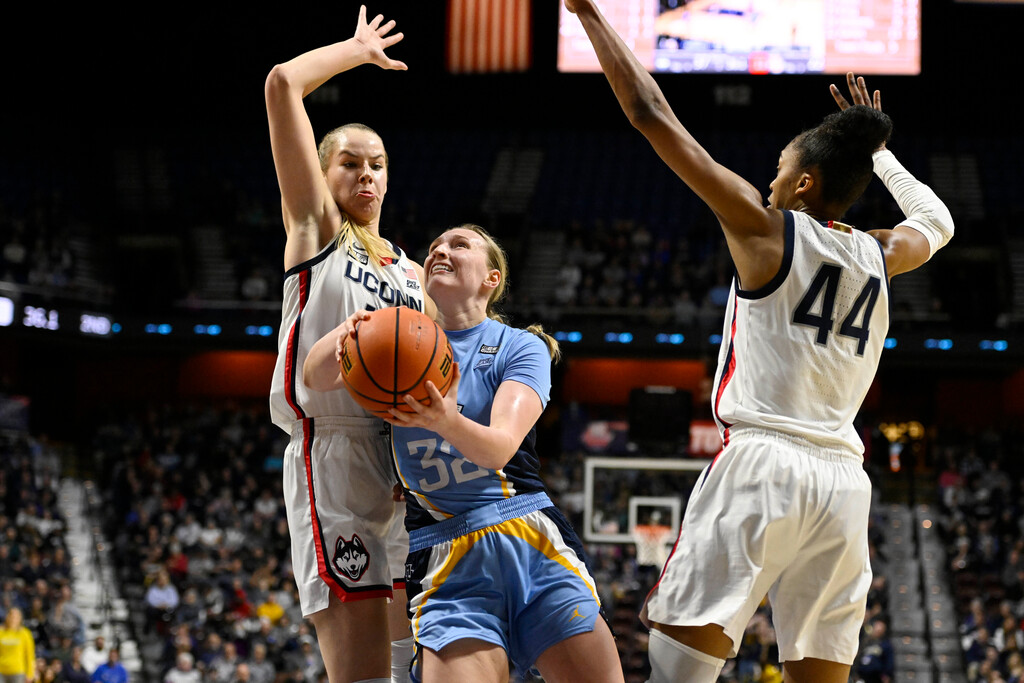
872, 149, 955, 259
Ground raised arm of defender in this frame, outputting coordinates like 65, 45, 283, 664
832, 73, 955, 277
265, 6, 406, 270
564, 0, 786, 290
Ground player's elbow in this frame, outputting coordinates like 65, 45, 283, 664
624, 91, 670, 131
265, 63, 299, 104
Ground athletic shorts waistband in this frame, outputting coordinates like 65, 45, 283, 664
408, 492, 552, 551
289, 415, 387, 440
727, 427, 863, 464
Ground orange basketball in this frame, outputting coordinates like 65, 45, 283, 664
339, 306, 454, 418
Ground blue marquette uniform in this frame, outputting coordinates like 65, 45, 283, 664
391, 318, 601, 676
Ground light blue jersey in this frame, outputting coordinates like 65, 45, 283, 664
391, 317, 552, 531
394, 317, 603, 677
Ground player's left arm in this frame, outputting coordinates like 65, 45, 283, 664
386, 339, 547, 470
303, 309, 373, 392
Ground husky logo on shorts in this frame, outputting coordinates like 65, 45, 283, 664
332, 534, 370, 582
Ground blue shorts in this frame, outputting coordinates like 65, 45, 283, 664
405, 493, 602, 678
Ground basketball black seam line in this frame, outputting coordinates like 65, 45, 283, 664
352, 310, 406, 397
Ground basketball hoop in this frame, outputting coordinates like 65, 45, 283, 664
631, 524, 673, 568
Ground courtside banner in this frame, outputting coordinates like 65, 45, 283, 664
447, 0, 532, 73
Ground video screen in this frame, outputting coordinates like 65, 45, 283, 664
558, 0, 921, 75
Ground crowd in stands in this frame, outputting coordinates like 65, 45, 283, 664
0, 432, 93, 682
936, 434, 1024, 683
26, 392, 1024, 683
62, 401, 896, 682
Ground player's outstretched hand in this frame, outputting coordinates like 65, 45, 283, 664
334, 309, 373, 363
830, 72, 886, 152
385, 363, 461, 432
830, 72, 881, 112
353, 5, 408, 71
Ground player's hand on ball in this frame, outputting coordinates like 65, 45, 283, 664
334, 309, 373, 362
386, 363, 461, 431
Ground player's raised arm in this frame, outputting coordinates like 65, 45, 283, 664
564, 0, 775, 243
265, 5, 406, 270
832, 73, 955, 277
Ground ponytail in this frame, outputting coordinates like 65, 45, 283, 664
526, 323, 562, 363
335, 215, 394, 271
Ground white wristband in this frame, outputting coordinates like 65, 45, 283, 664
872, 149, 954, 259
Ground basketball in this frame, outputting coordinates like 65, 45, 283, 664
339, 306, 455, 418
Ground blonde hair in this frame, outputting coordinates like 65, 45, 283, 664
456, 224, 561, 363
318, 123, 394, 269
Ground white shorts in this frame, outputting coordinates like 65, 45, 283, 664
642, 427, 872, 665
283, 416, 409, 616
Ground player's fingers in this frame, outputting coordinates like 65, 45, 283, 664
386, 59, 408, 71
378, 19, 397, 36
382, 32, 404, 48
873, 90, 882, 111
423, 381, 445, 404
856, 76, 869, 102
357, 5, 367, 28
387, 408, 413, 424
846, 73, 865, 105
829, 84, 850, 110
401, 394, 429, 416
369, 13, 385, 30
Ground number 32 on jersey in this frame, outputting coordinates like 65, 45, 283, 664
407, 438, 489, 493
791, 264, 882, 357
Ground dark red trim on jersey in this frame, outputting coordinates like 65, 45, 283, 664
283, 270, 311, 420
645, 520, 685, 605
301, 418, 394, 603
713, 294, 739, 447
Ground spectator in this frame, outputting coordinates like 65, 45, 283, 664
162, 652, 199, 683
0, 608, 36, 683
245, 643, 274, 683
90, 648, 128, 683
58, 646, 92, 683
283, 637, 323, 683
80, 636, 108, 676
994, 615, 1024, 656
254, 590, 283, 627
144, 570, 180, 632
208, 642, 241, 683
47, 586, 86, 646
232, 662, 252, 683
856, 618, 894, 683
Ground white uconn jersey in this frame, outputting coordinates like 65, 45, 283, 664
712, 210, 890, 455
270, 238, 425, 430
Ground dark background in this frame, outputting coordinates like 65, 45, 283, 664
3, 1, 1023, 440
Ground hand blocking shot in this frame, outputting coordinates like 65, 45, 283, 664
565, 1, 954, 682
306, 225, 624, 683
